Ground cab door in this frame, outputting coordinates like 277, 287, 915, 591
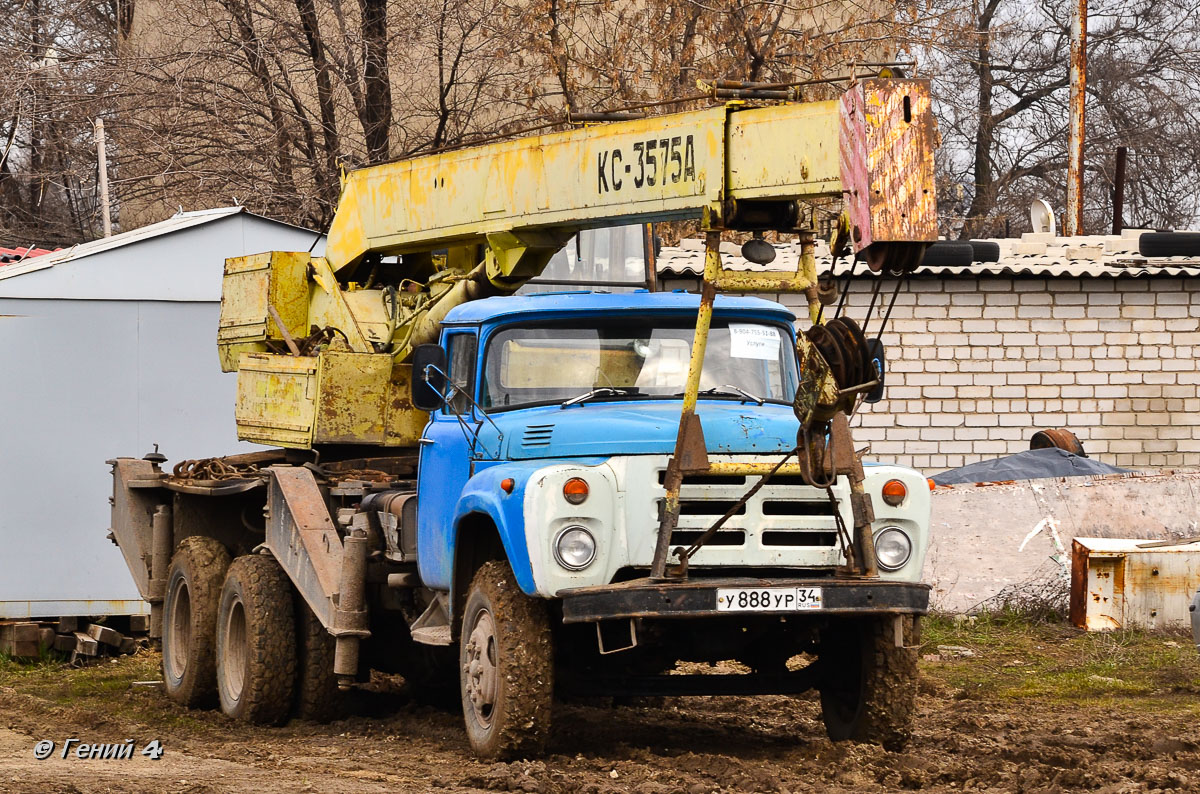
416, 330, 479, 590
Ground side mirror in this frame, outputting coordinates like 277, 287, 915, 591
411, 344, 447, 411
864, 339, 886, 404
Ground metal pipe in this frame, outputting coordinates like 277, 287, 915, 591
651, 231, 720, 580
643, 223, 658, 292
571, 111, 647, 123
148, 504, 172, 639
333, 530, 368, 689
799, 232, 821, 325
1066, 0, 1088, 235
1112, 146, 1127, 235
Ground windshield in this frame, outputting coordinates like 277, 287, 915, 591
481, 318, 798, 411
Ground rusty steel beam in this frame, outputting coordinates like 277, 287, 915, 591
650, 232, 720, 580
1066, 0, 1088, 235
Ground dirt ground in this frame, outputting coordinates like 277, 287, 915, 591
2, 615, 1199, 794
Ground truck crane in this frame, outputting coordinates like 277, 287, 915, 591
108, 76, 938, 758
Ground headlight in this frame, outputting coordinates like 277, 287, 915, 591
554, 526, 596, 570
874, 526, 912, 571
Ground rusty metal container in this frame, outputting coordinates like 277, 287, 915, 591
1070, 537, 1200, 631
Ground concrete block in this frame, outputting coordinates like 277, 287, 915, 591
86, 623, 124, 649
72, 632, 99, 657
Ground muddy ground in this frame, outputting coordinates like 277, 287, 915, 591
2, 615, 1199, 794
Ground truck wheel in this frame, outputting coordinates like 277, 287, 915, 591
818, 615, 920, 751
216, 554, 297, 725
293, 600, 342, 722
459, 560, 553, 759
162, 536, 230, 708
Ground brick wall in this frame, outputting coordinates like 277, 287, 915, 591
772, 275, 1200, 473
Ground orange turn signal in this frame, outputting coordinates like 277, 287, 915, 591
881, 479, 907, 506
927, 478, 936, 491
563, 477, 589, 505
500, 478, 515, 494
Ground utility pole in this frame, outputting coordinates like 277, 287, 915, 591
1066, 0, 1087, 236
95, 118, 112, 238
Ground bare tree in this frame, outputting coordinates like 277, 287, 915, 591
927, 0, 1200, 238
0, 0, 119, 244
2, 0, 933, 239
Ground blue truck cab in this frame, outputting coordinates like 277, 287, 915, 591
415, 291, 930, 599
404, 290, 931, 754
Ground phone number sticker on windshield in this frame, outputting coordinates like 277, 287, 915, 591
716, 587, 823, 612
728, 324, 781, 360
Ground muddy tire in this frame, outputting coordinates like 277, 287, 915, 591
216, 555, 297, 725
162, 536, 231, 708
818, 615, 920, 751
293, 600, 342, 722
459, 560, 553, 759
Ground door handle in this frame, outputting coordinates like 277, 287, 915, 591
418, 438, 435, 446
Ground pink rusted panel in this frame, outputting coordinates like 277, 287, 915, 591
838, 79, 938, 252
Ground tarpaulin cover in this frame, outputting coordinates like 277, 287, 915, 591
930, 447, 1130, 486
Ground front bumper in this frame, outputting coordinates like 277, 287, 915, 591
559, 577, 930, 623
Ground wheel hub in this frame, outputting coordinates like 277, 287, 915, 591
166, 577, 191, 681
463, 609, 499, 726
221, 596, 247, 702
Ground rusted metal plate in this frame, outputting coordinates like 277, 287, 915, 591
217, 251, 310, 372
314, 351, 391, 445
725, 99, 842, 200
266, 466, 344, 630
384, 363, 429, 446
839, 79, 938, 257
234, 353, 318, 448
108, 458, 166, 600
1070, 537, 1200, 631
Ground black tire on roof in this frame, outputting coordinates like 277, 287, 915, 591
1138, 231, 1200, 257
968, 240, 1001, 262
918, 241, 974, 267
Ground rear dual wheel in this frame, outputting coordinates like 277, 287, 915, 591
216, 555, 297, 725
162, 542, 340, 724
162, 537, 231, 708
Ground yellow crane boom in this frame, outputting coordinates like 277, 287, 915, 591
215, 77, 937, 450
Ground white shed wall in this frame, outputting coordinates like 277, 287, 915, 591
0, 297, 254, 618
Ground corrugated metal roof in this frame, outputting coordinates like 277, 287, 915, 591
656, 229, 1200, 279
0, 206, 250, 282
0, 246, 57, 264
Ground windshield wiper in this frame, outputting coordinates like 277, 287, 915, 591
560, 387, 631, 408
675, 385, 765, 405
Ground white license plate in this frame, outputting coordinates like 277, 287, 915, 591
716, 587, 823, 612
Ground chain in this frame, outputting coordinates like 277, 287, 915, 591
172, 457, 262, 481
